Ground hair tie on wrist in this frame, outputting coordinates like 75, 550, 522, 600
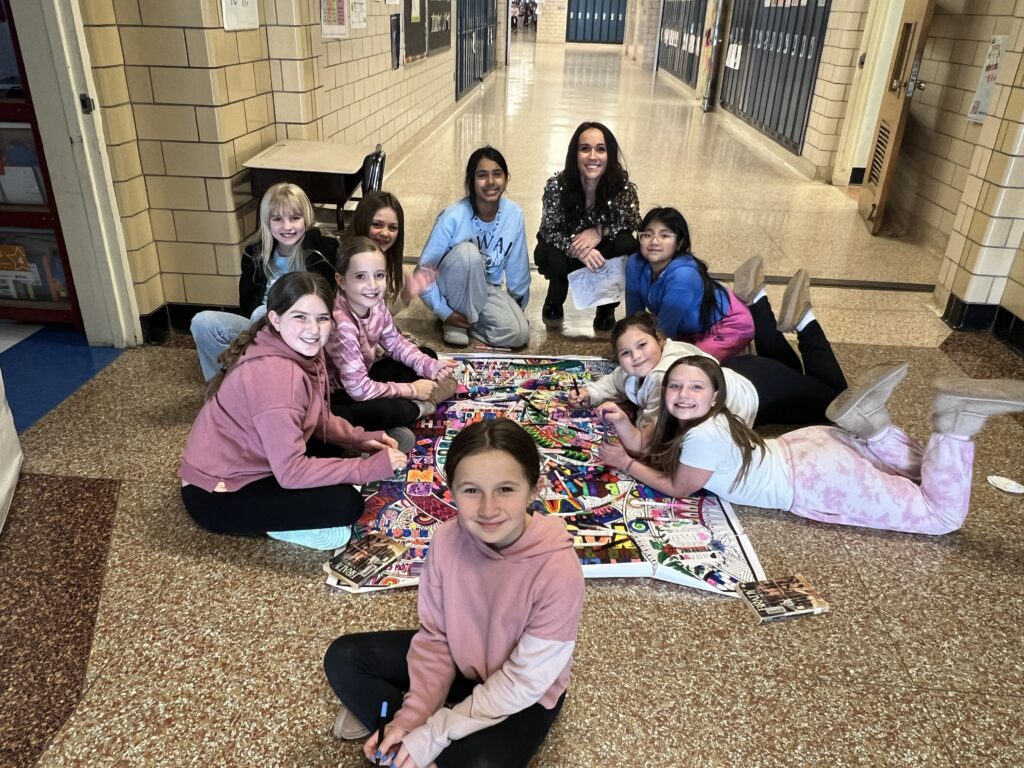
624, 458, 636, 474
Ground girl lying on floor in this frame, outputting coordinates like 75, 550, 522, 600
598, 354, 1024, 535
324, 418, 584, 767
571, 268, 847, 455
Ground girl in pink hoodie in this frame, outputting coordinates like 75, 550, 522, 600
324, 419, 585, 767
179, 272, 408, 551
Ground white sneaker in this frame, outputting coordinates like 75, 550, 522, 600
443, 322, 470, 346
267, 526, 353, 550
332, 703, 371, 740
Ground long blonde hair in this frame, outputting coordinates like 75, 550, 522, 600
651, 356, 767, 491
205, 272, 334, 400
256, 183, 315, 277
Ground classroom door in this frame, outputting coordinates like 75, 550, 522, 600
0, 0, 80, 327
566, 0, 627, 44
857, 0, 935, 234
456, 0, 498, 99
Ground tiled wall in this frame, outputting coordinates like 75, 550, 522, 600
801, 0, 870, 179
81, 0, 460, 313
538, 0, 569, 44
928, 6, 1024, 320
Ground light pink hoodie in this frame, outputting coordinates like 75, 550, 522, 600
392, 514, 585, 767
179, 327, 394, 492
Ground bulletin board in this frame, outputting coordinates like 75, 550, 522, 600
426, 0, 451, 54
404, 1, 427, 62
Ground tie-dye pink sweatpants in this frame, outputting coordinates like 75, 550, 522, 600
777, 425, 974, 535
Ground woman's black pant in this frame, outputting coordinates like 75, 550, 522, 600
534, 231, 638, 308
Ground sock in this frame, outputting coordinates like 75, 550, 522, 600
751, 288, 767, 304
796, 310, 816, 332
416, 400, 436, 418
267, 526, 352, 551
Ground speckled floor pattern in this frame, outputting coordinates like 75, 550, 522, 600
5, 41, 1024, 768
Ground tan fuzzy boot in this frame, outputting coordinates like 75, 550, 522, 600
732, 255, 766, 305
428, 376, 458, 406
825, 361, 909, 439
931, 376, 1024, 438
776, 270, 812, 333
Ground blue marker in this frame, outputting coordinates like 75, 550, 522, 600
375, 701, 389, 766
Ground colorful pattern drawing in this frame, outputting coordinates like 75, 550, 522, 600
327, 356, 765, 595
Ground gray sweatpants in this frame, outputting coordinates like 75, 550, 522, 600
436, 241, 530, 348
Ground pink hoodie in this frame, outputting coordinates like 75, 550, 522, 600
391, 514, 584, 767
179, 327, 394, 492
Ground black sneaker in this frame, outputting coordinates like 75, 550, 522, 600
542, 301, 564, 323
593, 305, 615, 332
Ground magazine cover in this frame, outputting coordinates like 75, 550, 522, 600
736, 574, 831, 624
324, 531, 408, 589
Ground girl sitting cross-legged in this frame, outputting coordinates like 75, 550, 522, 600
179, 272, 407, 551
324, 418, 585, 768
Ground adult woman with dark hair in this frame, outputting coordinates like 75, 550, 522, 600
416, 146, 531, 348
534, 121, 641, 331
626, 206, 754, 360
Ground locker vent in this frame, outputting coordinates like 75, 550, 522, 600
868, 122, 891, 186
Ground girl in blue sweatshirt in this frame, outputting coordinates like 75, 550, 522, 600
416, 146, 531, 349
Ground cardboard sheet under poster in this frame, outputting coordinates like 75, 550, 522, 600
322, 0, 348, 38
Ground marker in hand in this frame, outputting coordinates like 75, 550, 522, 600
374, 701, 388, 766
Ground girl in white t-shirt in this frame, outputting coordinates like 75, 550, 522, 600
570, 306, 844, 457
599, 355, 1024, 535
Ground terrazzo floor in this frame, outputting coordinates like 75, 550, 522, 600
4, 40, 1024, 768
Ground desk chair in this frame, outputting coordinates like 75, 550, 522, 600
314, 144, 387, 234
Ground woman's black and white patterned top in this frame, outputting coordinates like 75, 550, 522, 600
537, 172, 641, 253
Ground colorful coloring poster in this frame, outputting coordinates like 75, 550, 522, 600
327, 356, 765, 595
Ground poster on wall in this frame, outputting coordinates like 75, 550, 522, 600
222, 0, 259, 31
967, 36, 1006, 123
350, 0, 367, 29
404, 0, 426, 62
391, 14, 401, 70
322, 0, 348, 38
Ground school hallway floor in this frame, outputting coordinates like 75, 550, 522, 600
4, 42, 1024, 768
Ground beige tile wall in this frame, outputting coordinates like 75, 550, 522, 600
801, 0, 871, 180
82, 0, 469, 313
932, 9, 1024, 319
538, 0, 570, 44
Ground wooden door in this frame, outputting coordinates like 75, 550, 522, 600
858, 0, 935, 234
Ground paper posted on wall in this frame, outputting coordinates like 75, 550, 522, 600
568, 256, 625, 310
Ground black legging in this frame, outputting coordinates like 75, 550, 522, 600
324, 630, 565, 768
181, 439, 363, 536
534, 230, 638, 309
723, 296, 848, 427
330, 347, 438, 430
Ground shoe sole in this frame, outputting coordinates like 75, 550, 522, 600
825, 361, 909, 423
932, 376, 1024, 411
732, 255, 765, 304
776, 270, 811, 333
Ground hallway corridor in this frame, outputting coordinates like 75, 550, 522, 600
3, 43, 1023, 768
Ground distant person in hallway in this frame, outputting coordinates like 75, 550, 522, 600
190, 183, 337, 381
324, 418, 584, 768
416, 146, 531, 349
326, 236, 457, 448
535, 121, 641, 332
179, 272, 407, 552
348, 191, 417, 316
600, 354, 1024, 536
571, 287, 849, 453
625, 207, 753, 360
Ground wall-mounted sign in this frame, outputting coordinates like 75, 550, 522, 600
967, 36, 1007, 124
222, 0, 259, 31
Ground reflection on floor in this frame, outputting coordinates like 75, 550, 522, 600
4, 44, 1023, 768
